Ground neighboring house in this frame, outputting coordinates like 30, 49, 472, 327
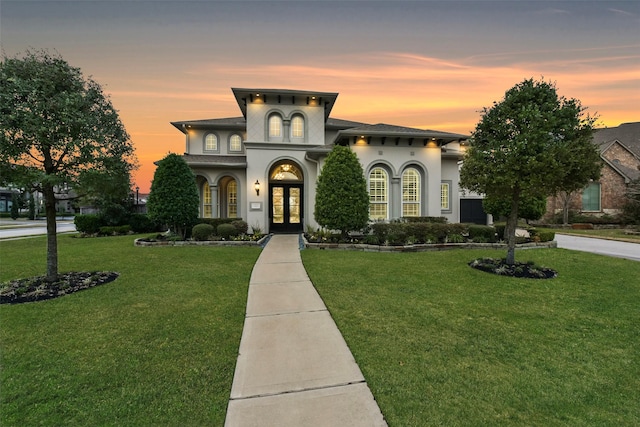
547, 122, 640, 218
171, 87, 471, 234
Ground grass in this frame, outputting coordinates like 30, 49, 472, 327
0, 235, 260, 426
301, 248, 640, 426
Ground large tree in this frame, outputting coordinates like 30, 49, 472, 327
147, 153, 199, 238
314, 145, 369, 237
0, 50, 137, 280
460, 78, 602, 264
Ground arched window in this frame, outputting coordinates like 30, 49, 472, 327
229, 134, 242, 152
369, 167, 388, 220
204, 134, 218, 151
203, 182, 212, 218
268, 114, 282, 138
402, 168, 421, 217
227, 180, 237, 218
291, 115, 304, 139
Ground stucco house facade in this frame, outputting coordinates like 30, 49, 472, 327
171, 88, 469, 234
546, 122, 640, 218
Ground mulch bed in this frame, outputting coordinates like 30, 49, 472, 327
0, 271, 119, 304
469, 258, 557, 279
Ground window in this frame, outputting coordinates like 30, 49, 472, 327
441, 182, 450, 211
291, 115, 304, 138
402, 168, 421, 217
269, 114, 282, 137
204, 134, 217, 151
369, 167, 388, 220
582, 182, 601, 211
203, 182, 212, 218
229, 134, 242, 152
227, 180, 237, 218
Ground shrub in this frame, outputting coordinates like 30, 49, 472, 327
98, 225, 131, 236
231, 220, 248, 235
537, 230, 555, 242
192, 223, 214, 241
403, 216, 448, 223
129, 214, 158, 233
217, 223, 238, 239
468, 225, 496, 242
75, 214, 102, 234
197, 218, 238, 229
447, 234, 465, 243
494, 224, 506, 241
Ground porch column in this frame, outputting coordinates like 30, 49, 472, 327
211, 185, 219, 218
391, 176, 401, 220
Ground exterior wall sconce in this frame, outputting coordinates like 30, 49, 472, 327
254, 180, 260, 196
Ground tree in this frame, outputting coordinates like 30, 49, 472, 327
483, 194, 547, 231
314, 145, 370, 238
28, 192, 36, 220
0, 50, 137, 280
10, 193, 19, 220
460, 78, 602, 264
147, 153, 199, 238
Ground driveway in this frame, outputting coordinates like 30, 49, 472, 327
0, 219, 77, 240
555, 234, 640, 262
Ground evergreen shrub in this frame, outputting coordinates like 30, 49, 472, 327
192, 223, 214, 241
74, 214, 102, 234
231, 220, 248, 235
217, 223, 238, 239
468, 225, 497, 242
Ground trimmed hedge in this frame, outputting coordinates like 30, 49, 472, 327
98, 225, 131, 236
402, 216, 448, 224
371, 222, 469, 245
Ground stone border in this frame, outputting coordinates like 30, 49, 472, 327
302, 237, 557, 252
134, 234, 271, 247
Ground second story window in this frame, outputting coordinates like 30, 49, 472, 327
205, 134, 218, 151
269, 115, 282, 138
229, 134, 242, 152
291, 115, 304, 138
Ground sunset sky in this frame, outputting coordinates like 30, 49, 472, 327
2, 0, 638, 193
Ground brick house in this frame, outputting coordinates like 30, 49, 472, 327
546, 122, 640, 218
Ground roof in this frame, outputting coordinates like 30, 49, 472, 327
171, 117, 246, 133
333, 123, 469, 144
232, 88, 339, 122
594, 122, 640, 157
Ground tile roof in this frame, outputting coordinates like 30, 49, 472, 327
336, 123, 469, 140
171, 117, 246, 132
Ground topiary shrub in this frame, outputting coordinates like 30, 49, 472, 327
217, 223, 238, 239
231, 220, 248, 235
192, 223, 214, 241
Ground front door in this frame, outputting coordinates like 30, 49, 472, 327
270, 184, 303, 233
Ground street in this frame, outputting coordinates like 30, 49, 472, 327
0, 219, 77, 240
555, 234, 640, 262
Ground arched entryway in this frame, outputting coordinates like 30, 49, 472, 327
269, 161, 303, 233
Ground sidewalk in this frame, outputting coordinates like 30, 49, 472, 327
224, 234, 387, 426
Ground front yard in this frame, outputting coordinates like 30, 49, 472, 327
1, 235, 638, 426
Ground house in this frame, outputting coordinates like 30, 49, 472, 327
171, 88, 470, 234
546, 121, 640, 218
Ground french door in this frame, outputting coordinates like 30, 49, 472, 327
269, 184, 303, 233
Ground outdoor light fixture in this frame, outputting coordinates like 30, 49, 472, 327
254, 180, 260, 196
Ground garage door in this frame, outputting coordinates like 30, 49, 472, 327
460, 199, 486, 224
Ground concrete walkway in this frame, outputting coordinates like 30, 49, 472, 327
224, 234, 387, 427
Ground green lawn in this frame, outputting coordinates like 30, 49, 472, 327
0, 235, 260, 426
301, 248, 640, 427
